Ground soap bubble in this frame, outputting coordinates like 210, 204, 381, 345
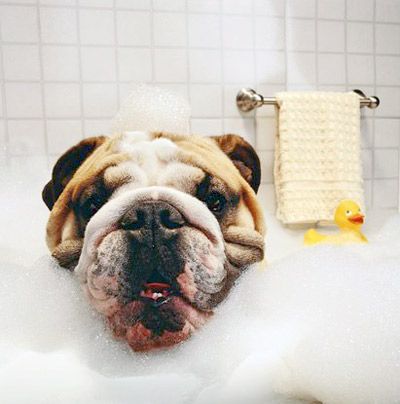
112, 84, 191, 135
1, 162, 400, 403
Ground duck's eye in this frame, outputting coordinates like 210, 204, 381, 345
346, 210, 352, 216
205, 192, 226, 214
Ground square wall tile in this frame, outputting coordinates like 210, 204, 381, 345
2, 45, 40, 81
190, 119, 223, 136
116, 0, 151, 8
362, 149, 372, 178
256, 117, 276, 150
154, 12, 187, 47
287, 52, 316, 85
190, 84, 222, 118
42, 45, 80, 81
44, 83, 81, 118
256, 50, 285, 84
83, 83, 118, 117
376, 24, 400, 55
286, 0, 315, 18
223, 85, 249, 118
376, 0, 400, 23
347, 54, 374, 85
287, 19, 315, 52
188, 14, 221, 48
40, 7, 77, 44
375, 87, 400, 118
0, 6, 38, 42
153, 0, 185, 11
222, 15, 253, 49
81, 47, 116, 81
116, 11, 151, 46
222, 0, 251, 14
79, 0, 113, 6
41, 0, 77, 5
360, 118, 373, 148
8, 120, 45, 155
0, 91, 3, 117
374, 119, 400, 148
364, 179, 372, 209
187, 0, 220, 13
318, 54, 345, 85
5, 83, 43, 118
154, 49, 187, 83
318, 0, 345, 19
374, 149, 399, 178
84, 119, 112, 136
376, 56, 400, 86
347, 0, 374, 21
118, 48, 152, 82
259, 150, 274, 183
224, 50, 254, 83
223, 118, 256, 145
318, 21, 345, 52
47, 120, 82, 154
255, 17, 285, 50
79, 9, 114, 45
347, 22, 373, 53
373, 179, 398, 208
189, 50, 221, 83
254, 0, 286, 16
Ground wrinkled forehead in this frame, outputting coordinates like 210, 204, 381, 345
101, 131, 242, 195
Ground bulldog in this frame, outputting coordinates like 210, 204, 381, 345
42, 131, 265, 351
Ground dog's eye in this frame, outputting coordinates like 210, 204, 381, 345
80, 194, 103, 218
205, 192, 226, 214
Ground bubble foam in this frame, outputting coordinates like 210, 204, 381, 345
112, 84, 191, 135
1, 163, 400, 403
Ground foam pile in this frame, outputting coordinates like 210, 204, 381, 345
1, 163, 400, 403
112, 84, 191, 135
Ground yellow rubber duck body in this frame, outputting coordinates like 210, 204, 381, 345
304, 200, 368, 246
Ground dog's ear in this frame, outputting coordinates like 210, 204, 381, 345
42, 136, 107, 210
212, 134, 261, 193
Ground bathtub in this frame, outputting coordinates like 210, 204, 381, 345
1, 156, 400, 404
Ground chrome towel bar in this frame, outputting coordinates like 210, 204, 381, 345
236, 88, 380, 112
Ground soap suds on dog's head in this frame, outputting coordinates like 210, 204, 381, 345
1, 162, 400, 403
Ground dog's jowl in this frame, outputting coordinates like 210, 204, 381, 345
42, 131, 265, 351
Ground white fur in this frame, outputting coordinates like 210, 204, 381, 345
76, 186, 225, 283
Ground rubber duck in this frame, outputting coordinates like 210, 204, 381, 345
304, 200, 367, 245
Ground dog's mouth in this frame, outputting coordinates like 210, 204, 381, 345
139, 282, 179, 307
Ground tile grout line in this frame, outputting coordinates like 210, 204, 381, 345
184, 0, 191, 134
36, 0, 50, 163
112, 0, 120, 115
219, 0, 225, 134
315, 0, 319, 89
371, 0, 377, 208
0, 8, 10, 164
283, 0, 288, 89
344, 0, 349, 91
150, 0, 155, 83
75, 2, 85, 140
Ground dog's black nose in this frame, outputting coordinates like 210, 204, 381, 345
120, 201, 185, 232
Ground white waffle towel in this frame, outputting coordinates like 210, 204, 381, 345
274, 91, 365, 225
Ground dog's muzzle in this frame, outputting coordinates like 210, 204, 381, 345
76, 187, 227, 351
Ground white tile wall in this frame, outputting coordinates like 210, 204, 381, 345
0, 0, 399, 210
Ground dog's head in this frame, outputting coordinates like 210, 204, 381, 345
43, 132, 265, 351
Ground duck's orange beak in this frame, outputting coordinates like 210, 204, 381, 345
348, 213, 364, 224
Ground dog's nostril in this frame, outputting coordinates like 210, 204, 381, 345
159, 209, 184, 229
121, 210, 146, 230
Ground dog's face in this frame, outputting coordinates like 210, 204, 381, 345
43, 132, 265, 351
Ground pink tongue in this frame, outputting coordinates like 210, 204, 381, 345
140, 282, 171, 300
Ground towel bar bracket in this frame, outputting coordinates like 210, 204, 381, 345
236, 88, 380, 112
